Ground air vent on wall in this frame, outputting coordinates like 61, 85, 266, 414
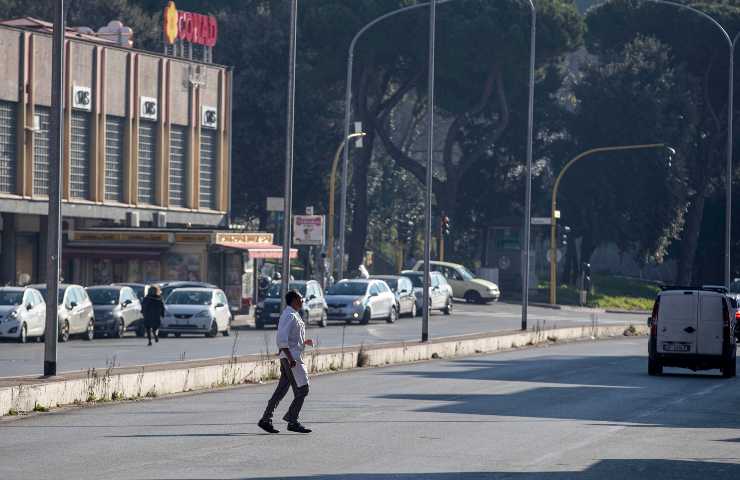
153, 212, 167, 228
72, 86, 92, 111
140, 96, 158, 121
201, 106, 218, 129
126, 211, 140, 228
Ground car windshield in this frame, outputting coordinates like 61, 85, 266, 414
458, 266, 475, 281
380, 279, 398, 291
36, 288, 65, 304
166, 291, 212, 305
266, 283, 307, 298
402, 274, 423, 288
327, 282, 368, 296
87, 289, 119, 305
0, 291, 23, 306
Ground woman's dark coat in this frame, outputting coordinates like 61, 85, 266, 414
141, 292, 165, 329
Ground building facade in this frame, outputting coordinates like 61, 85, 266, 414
0, 17, 239, 291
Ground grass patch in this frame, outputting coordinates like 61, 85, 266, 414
32, 402, 49, 413
536, 274, 660, 311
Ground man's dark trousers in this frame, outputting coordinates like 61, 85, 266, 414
261, 358, 309, 423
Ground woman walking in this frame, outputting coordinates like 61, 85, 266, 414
142, 285, 165, 346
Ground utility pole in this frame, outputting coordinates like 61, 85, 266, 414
44, 0, 64, 376
281, 0, 298, 308
422, 0, 436, 343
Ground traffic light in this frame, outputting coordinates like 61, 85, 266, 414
558, 225, 570, 247
441, 215, 451, 236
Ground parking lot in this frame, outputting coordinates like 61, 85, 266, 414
0, 301, 642, 378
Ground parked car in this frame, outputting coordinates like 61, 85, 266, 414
160, 288, 232, 338
29, 284, 95, 342
111, 283, 148, 302
412, 260, 500, 303
648, 286, 736, 377
0, 287, 46, 343
325, 279, 398, 324
86, 286, 143, 338
369, 275, 417, 317
254, 280, 328, 329
400, 271, 453, 315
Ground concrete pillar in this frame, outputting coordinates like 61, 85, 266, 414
0, 214, 17, 286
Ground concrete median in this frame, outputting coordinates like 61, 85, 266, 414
1, 323, 647, 417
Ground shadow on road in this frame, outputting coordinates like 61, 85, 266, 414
377, 354, 740, 430
182, 459, 740, 479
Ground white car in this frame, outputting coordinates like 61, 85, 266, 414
325, 279, 398, 324
400, 271, 453, 315
648, 286, 736, 377
160, 288, 232, 338
412, 260, 500, 303
0, 287, 46, 343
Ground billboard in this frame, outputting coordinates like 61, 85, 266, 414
293, 215, 325, 246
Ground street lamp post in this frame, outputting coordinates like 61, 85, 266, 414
327, 132, 366, 278
44, 0, 64, 376
548, 144, 675, 304
521, 0, 536, 331
281, 0, 298, 307
645, 0, 733, 287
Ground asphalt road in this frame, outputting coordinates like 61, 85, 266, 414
1, 338, 738, 479
0, 302, 642, 378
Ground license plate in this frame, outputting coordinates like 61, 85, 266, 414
270, 313, 280, 318
663, 342, 691, 352
328, 309, 341, 314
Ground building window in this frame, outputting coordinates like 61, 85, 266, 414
0, 101, 18, 194
105, 116, 125, 202
199, 129, 217, 210
33, 107, 50, 196
169, 126, 187, 207
138, 120, 156, 204
70, 111, 91, 199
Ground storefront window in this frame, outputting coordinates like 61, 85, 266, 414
164, 253, 202, 281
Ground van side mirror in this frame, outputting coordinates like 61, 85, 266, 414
122, 299, 131, 307
69, 302, 77, 309
26, 304, 33, 311
646, 317, 653, 327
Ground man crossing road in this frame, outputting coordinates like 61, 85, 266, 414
258, 290, 313, 434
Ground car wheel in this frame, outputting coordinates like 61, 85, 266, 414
386, 307, 397, 324
443, 299, 453, 315
113, 320, 125, 339
464, 290, 482, 304
174, 332, 181, 338
410, 302, 417, 318
84, 319, 94, 341
360, 309, 371, 325
648, 355, 662, 376
206, 321, 218, 338
319, 310, 327, 328
222, 318, 231, 336
19, 323, 27, 344
722, 354, 736, 378
59, 320, 70, 343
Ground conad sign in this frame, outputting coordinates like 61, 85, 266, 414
163, 1, 218, 47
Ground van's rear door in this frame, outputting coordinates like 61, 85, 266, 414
697, 291, 724, 356
657, 290, 698, 354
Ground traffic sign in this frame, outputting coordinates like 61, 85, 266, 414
293, 215, 325, 246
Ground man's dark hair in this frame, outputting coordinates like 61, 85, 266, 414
285, 289, 302, 306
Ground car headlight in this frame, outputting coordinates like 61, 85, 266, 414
8, 310, 18, 319
352, 298, 363, 306
195, 310, 211, 319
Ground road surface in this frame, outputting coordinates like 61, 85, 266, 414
0, 302, 641, 377
1, 338, 738, 479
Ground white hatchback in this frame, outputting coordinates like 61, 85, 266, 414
160, 288, 232, 338
648, 287, 736, 377
0, 287, 46, 343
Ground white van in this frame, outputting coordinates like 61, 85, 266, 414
648, 287, 736, 377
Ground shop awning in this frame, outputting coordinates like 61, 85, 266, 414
215, 242, 298, 259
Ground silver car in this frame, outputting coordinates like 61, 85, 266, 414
87, 286, 143, 338
0, 287, 46, 343
29, 284, 96, 342
400, 271, 453, 315
160, 288, 232, 338
325, 279, 398, 325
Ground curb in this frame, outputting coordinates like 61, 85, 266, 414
509, 301, 648, 316
0, 324, 648, 417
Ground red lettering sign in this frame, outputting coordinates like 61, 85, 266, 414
164, 2, 218, 47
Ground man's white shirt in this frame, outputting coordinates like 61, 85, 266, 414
276, 306, 306, 364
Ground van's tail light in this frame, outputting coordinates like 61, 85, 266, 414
735, 310, 740, 321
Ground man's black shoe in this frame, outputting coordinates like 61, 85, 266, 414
287, 422, 312, 434
258, 419, 279, 434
